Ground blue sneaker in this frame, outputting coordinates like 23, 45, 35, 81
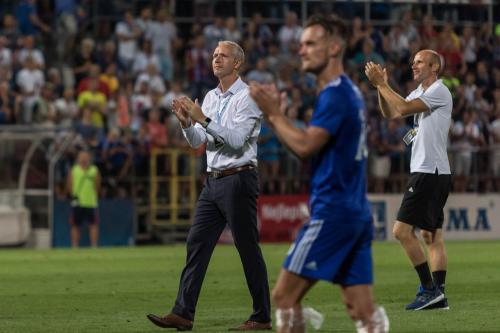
405, 286, 444, 310
425, 297, 449, 310
414, 285, 450, 310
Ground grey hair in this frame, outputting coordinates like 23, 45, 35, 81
218, 40, 245, 66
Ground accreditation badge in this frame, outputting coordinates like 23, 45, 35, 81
403, 128, 417, 146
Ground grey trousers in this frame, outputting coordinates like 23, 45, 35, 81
172, 169, 271, 323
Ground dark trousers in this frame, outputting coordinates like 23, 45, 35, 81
172, 169, 271, 322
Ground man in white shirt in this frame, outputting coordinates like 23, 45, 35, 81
146, 41, 271, 331
365, 50, 452, 311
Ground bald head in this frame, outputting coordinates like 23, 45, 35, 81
418, 49, 444, 76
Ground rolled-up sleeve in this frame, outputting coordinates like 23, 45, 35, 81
205, 92, 261, 150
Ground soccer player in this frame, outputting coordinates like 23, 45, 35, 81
365, 50, 452, 310
251, 14, 389, 333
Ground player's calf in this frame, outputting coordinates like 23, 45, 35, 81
355, 306, 390, 333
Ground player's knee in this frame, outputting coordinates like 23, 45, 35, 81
420, 230, 434, 245
272, 286, 294, 308
392, 226, 406, 241
343, 301, 358, 320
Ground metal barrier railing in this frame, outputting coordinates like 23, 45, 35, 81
149, 148, 197, 226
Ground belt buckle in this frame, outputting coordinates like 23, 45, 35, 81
213, 170, 222, 178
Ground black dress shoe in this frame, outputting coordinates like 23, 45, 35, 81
146, 312, 193, 331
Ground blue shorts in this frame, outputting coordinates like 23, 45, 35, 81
283, 218, 373, 286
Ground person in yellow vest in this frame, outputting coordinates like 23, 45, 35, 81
67, 150, 101, 247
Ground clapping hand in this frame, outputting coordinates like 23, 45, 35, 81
176, 96, 205, 124
249, 83, 281, 118
172, 98, 192, 128
365, 61, 388, 88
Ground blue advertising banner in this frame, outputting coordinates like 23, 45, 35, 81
53, 199, 135, 247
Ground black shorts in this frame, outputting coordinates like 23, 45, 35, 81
397, 172, 451, 232
70, 207, 99, 226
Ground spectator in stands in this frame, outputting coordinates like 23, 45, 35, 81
130, 80, 152, 132
77, 64, 110, 98
244, 12, 273, 55
450, 110, 483, 191
0, 80, 18, 124
0, 36, 12, 70
147, 8, 177, 82
353, 38, 384, 80
223, 16, 241, 43
1, 14, 20, 50
146, 108, 168, 149
463, 72, 477, 106
388, 23, 410, 62
130, 123, 151, 177
400, 10, 419, 43
67, 150, 100, 248
17, 35, 44, 69
115, 9, 140, 70
134, 62, 165, 95
460, 24, 478, 69
132, 39, 160, 76
102, 127, 132, 184
73, 37, 97, 84
54, 87, 78, 127
100, 63, 119, 96
97, 39, 117, 74
16, 55, 44, 123
135, 6, 153, 37
15, 0, 51, 36
75, 106, 100, 144
77, 77, 107, 131
161, 80, 184, 111
347, 17, 366, 58
32, 82, 57, 125
55, 0, 79, 62
490, 98, 500, 189
258, 120, 281, 194
419, 14, 437, 48
441, 67, 461, 98
475, 61, 491, 89
203, 16, 225, 52
277, 11, 302, 54
185, 34, 212, 100
246, 58, 274, 84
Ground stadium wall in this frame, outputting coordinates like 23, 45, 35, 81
52, 199, 134, 247
258, 194, 500, 242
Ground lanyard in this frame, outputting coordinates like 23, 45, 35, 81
216, 94, 233, 124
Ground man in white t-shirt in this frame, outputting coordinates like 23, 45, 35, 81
365, 50, 452, 311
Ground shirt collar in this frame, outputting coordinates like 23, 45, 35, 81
215, 76, 244, 97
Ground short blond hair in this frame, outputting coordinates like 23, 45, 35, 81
218, 40, 245, 67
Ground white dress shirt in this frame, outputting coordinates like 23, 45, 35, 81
182, 77, 262, 171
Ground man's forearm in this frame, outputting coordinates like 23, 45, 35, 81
267, 114, 309, 159
377, 84, 407, 119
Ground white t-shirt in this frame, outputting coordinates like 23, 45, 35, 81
115, 21, 137, 61
405, 79, 453, 174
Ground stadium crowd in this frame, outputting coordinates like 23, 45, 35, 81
0, 0, 499, 197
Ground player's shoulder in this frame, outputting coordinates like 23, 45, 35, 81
427, 79, 452, 100
320, 75, 357, 100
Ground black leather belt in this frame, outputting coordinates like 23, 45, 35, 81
208, 165, 255, 179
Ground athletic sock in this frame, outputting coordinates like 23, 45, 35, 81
432, 270, 446, 293
414, 262, 434, 290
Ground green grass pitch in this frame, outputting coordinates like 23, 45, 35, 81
1, 241, 499, 332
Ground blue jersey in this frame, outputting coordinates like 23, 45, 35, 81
309, 75, 371, 222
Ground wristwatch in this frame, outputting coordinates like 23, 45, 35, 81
201, 117, 212, 128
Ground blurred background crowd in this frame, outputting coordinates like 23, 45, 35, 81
0, 0, 499, 202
